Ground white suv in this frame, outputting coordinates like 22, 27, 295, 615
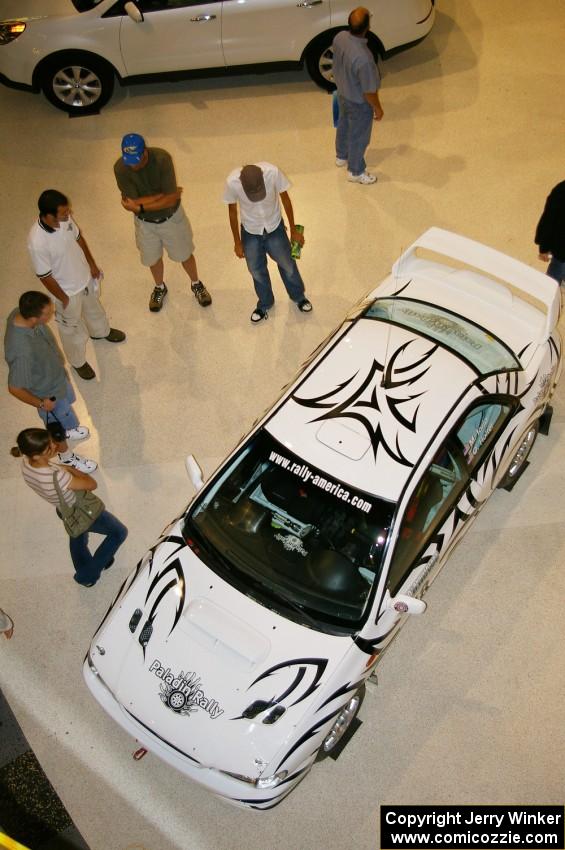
0, 0, 435, 114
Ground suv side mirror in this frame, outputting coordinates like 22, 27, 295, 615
185, 455, 204, 491
124, 2, 144, 23
388, 594, 427, 616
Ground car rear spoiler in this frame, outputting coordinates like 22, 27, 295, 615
392, 227, 560, 342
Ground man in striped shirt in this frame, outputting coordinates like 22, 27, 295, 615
4, 291, 97, 472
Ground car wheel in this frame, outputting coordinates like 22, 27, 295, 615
498, 421, 539, 490
39, 53, 114, 114
305, 32, 382, 92
316, 685, 365, 761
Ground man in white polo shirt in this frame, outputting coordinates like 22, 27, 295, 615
27, 189, 125, 380
223, 162, 312, 323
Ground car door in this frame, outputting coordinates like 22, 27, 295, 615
221, 0, 331, 67
117, 0, 224, 75
364, 399, 513, 654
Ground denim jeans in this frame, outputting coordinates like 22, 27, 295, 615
37, 379, 79, 433
69, 510, 128, 586
336, 96, 374, 176
241, 220, 305, 311
547, 257, 565, 285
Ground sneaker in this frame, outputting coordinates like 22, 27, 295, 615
58, 452, 98, 473
65, 426, 90, 442
149, 284, 167, 312
336, 157, 347, 168
347, 171, 377, 185
73, 362, 96, 380
250, 308, 268, 323
91, 328, 126, 342
191, 281, 212, 307
297, 298, 313, 313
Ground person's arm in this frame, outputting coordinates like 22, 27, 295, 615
63, 466, 98, 491
36, 273, 69, 307
77, 233, 100, 278
280, 191, 304, 247
228, 204, 244, 258
121, 189, 182, 214
8, 385, 56, 412
364, 90, 383, 120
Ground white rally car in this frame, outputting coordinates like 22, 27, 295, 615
84, 228, 562, 809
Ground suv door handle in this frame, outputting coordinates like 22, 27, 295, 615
190, 14, 217, 21
296, 1, 323, 5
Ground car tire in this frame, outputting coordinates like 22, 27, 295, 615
498, 421, 539, 490
316, 685, 365, 761
38, 53, 115, 115
305, 32, 383, 92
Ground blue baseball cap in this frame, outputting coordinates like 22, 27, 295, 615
121, 133, 145, 165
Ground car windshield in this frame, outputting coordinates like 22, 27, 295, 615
365, 298, 520, 374
182, 431, 394, 633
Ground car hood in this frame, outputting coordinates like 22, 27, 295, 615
90, 526, 351, 777
0, 0, 76, 23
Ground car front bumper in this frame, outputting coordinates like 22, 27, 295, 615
83, 656, 308, 810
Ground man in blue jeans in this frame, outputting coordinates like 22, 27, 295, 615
332, 7, 384, 185
223, 162, 312, 323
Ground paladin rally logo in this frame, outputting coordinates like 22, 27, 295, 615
149, 659, 224, 719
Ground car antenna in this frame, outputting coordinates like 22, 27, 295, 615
380, 244, 404, 388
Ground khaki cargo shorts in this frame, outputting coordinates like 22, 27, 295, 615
134, 205, 195, 267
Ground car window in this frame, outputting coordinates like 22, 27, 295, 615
387, 444, 467, 594
365, 299, 520, 375
183, 431, 395, 633
455, 402, 512, 472
387, 399, 512, 594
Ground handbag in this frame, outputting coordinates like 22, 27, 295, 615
45, 410, 67, 443
53, 471, 105, 538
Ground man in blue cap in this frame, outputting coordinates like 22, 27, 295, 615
114, 134, 211, 312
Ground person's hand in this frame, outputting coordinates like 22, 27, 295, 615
42, 397, 56, 412
373, 106, 384, 121
89, 264, 100, 279
234, 240, 245, 259
121, 196, 139, 213
290, 227, 305, 247
539, 252, 551, 262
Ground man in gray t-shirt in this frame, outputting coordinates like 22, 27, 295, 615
332, 7, 384, 185
4, 291, 96, 472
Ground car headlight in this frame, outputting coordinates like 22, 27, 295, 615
0, 22, 26, 45
219, 769, 289, 788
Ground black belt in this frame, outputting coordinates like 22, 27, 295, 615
138, 206, 179, 224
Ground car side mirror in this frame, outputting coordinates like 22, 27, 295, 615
124, 2, 144, 23
185, 455, 204, 491
388, 594, 427, 616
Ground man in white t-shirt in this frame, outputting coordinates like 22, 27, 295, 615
223, 163, 312, 323
27, 189, 125, 380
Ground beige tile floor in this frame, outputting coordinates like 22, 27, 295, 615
1, 1, 564, 848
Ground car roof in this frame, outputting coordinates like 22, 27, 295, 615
266, 315, 479, 503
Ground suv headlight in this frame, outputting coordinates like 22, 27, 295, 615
0, 22, 26, 45
219, 769, 289, 788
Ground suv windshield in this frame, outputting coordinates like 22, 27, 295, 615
366, 298, 520, 374
182, 431, 394, 633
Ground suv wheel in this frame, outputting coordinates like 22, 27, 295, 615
39, 53, 115, 115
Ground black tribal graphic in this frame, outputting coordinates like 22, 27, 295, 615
293, 339, 438, 466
